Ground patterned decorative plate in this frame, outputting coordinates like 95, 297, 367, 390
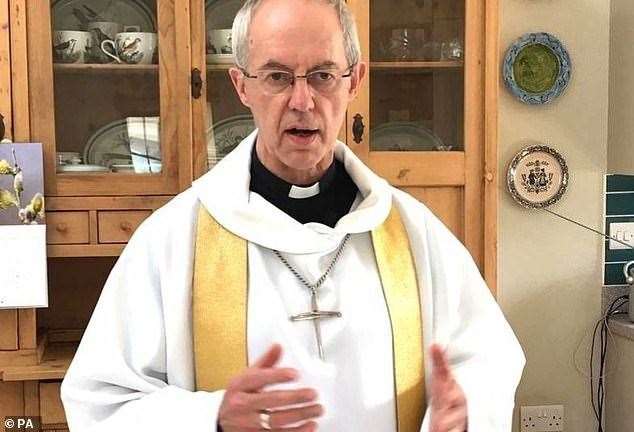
207, 114, 255, 167
83, 119, 132, 167
507, 145, 569, 208
503, 33, 572, 105
52, 0, 156, 32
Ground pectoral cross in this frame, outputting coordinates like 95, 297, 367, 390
290, 288, 341, 360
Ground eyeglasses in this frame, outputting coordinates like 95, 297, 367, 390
241, 64, 355, 95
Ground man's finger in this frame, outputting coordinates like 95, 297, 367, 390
430, 344, 451, 382
248, 388, 318, 410
232, 366, 298, 392
265, 403, 324, 429
434, 404, 468, 431
269, 420, 318, 432
254, 343, 283, 368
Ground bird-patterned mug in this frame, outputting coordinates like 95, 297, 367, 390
52, 30, 92, 64
101, 32, 157, 65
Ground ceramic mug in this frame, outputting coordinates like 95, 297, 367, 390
101, 32, 158, 65
207, 29, 233, 54
87, 21, 123, 63
52, 30, 92, 63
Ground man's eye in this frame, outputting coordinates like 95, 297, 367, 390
267, 72, 290, 82
313, 72, 335, 81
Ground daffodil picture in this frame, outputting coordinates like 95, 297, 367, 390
0, 143, 47, 309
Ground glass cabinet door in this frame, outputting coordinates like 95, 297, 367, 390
28, 1, 180, 196
369, 0, 464, 152
202, 0, 254, 171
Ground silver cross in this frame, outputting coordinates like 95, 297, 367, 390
290, 289, 341, 360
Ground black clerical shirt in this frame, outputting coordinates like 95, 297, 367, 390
249, 146, 359, 228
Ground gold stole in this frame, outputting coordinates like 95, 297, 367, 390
192, 204, 426, 431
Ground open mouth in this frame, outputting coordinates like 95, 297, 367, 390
286, 128, 319, 137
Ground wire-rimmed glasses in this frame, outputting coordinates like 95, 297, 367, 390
240, 64, 356, 95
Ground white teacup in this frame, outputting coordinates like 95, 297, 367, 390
101, 32, 158, 65
52, 30, 92, 63
207, 29, 233, 55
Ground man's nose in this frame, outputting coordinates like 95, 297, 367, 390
287, 77, 315, 112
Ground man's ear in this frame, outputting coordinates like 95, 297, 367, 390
347, 61, 367, 101
229, 67, 252, 108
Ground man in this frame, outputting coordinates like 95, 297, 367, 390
61, 0, 525, 431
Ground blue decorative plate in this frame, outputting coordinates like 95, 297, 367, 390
503, 33, 572, 105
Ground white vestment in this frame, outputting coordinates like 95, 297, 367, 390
61, 129, 525, 431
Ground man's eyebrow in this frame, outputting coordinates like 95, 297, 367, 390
258, 60, 340, 71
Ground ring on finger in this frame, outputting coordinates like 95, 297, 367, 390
259, 409, 272, 430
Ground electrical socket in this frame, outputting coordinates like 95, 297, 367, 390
520, 405, 564, 431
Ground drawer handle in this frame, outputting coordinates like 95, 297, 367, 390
55, 223, 68, 233
119, 221, 133, 232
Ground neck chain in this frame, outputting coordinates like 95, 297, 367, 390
273, 233, 351, 360
273, 234, 351, 295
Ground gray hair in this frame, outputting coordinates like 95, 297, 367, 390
231, 0, 361, 70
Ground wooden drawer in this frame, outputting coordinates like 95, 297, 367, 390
46, 212, 90, 245
98, 210, 152, 243
39, 381, 67, 425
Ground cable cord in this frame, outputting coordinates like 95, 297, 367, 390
589, 295, 629, 432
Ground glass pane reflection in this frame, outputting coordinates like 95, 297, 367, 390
50, 0, 162, 174
205, 0, 255, 170
369, 0, 465, 152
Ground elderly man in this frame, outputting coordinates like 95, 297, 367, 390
61, 0, 525, 431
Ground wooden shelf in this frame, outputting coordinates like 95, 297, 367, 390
54, 63, 158, 73
1, 343, 77, 381
370, 60, 464, 69
206, 63, 233, 71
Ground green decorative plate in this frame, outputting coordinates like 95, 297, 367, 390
503, 33, 572, 104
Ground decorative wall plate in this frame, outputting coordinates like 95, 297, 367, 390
507, 145, 569, 208
503, 32, 572, 105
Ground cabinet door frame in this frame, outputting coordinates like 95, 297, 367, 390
20, 1, 186, 196
0, 0, 11, 141
346, 0, 499, 293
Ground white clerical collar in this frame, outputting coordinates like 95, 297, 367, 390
288, 183, 320, 199
192, 129, 393, 254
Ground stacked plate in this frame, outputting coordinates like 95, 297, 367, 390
207, 114, 255, 169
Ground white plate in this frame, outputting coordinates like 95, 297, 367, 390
111, 164, 135, 172
205, 0, 243, 30
57, 164, 109, 173
207, 114, 255, 166
206, 53, 234, 64
370, 121, 444, 151
52, 0, 156, 32
83, 119, 133, 167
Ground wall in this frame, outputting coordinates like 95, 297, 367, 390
498, 1, 610, 431
607, 0, 634, 174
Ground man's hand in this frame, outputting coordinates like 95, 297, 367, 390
429, 344, 468, 432
218, 344, 323, 431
